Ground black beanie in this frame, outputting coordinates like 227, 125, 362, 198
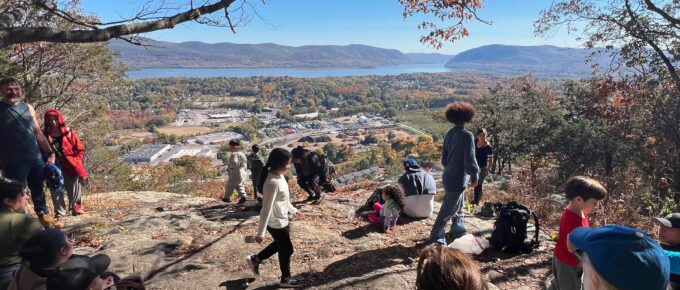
20, 229, 68, 270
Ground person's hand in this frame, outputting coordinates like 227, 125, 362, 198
294, 211, 302, 218
255, 236, 264, 243
46, 153, 56, 164
469, 179, 478, 188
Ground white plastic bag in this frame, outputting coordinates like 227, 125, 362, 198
448, 233, 489, 254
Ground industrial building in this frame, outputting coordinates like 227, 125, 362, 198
123, 144, 172, 163
195, 132, 244, 145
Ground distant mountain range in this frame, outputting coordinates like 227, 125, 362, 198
110, 39, 607, 76
445, 44, 609, 76
108, 39, 453, 69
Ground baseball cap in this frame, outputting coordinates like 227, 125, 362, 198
655, 213, 680, 229
20, 229, 69, 269
569, 225, 670, 290
403, 158, 419, 169
47, 254, 111, 290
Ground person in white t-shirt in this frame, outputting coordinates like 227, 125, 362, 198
247, 148, 302, 288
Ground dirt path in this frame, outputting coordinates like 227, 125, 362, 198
62, 190, 553, 290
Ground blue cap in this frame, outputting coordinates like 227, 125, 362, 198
403, 158, 419, 169
569, 225, 670, 290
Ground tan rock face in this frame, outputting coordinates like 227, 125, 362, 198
62, 190, 552, 289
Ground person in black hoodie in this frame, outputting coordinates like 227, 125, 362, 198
291, 146, 326, 205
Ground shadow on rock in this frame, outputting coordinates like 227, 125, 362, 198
198, 203, 259, 222
296, 244, 422, 288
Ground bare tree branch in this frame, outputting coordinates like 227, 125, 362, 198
0, 0, 237, 48
643, 0, 680, 27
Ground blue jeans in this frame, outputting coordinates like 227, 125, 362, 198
430, 190, 467, 245
1, 158, 49, 215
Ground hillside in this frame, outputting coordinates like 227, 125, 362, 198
109, 39, 429, 69
444, 44, 608, 77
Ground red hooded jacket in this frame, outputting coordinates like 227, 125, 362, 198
43, 109, 88, 179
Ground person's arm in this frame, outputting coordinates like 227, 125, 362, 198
70, 130, 86, 159
28, 104, 55, 164
665, 250, 680, 275
441, 133, 449, 167
486, 146, 493, 174
257, 180, 277, 238
425, 174, 436, 195
464, 132, 480, 184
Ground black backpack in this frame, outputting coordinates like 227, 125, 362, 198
490, 202, 540, 254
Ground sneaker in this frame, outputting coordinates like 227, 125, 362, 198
39, 215, 63, 229
72, 204, 85, 216
303, 196, 315, 203
246, 255, 260, 276
221, 196, 231, 203
278, 277, 302, 288
237, 196, 248, 204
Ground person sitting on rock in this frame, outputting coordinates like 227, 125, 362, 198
0, 178, 44, 290
416, 244, 488, 290
223, 139, 249, 204
7, 228, 73, 290
366, 184, 405, 233
398, 158, 436, 218
291, 146, 327, 205
569, 225, 669, 290
655, 213, 680, 289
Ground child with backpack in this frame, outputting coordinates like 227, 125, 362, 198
548, 176, 607, 290
366, 184, 405, 232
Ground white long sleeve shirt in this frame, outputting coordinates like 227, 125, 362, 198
257, 172, 298, 238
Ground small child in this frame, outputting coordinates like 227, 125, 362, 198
223, 139, 248, 204
548, 176, 607, 290
366, 184, 405, 232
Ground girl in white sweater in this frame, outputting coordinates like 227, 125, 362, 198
248, 148, 302, 288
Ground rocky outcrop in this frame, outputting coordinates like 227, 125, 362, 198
62, 190, 553, 289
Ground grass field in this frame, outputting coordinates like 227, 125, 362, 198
394, 109, 451, 137
156, 126, 212, 137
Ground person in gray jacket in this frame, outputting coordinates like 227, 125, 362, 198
398, 158, 436, 218
223, 139, 249, 204
430, 102, 479, 245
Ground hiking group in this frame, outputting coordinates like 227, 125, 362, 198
0, 76, 678, 290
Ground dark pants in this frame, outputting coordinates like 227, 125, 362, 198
1, 158, 49, 215
297, 175, 320, 198
256, 226, 293, 279
472, 167, 488, 205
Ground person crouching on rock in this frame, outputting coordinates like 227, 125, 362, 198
223, 139, 248, 204
248, 148, 302, 288
291, 146, 326, 205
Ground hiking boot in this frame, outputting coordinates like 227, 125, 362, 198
39, 215, 63, 229
247, 255, 260, 276
278, 276, 302, 288
237, 196, 248, 204
72, 204, 85, 216
312, 193, 325, 205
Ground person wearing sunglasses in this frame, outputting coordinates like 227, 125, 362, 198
569, 225, 670, 290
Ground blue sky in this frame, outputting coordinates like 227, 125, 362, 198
81, 0, 578, 54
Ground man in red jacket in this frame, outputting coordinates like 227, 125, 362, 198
43, 109, 87, 217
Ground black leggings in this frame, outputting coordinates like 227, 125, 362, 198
256, 225, 294, 278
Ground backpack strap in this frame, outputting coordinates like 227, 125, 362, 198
529, 210, 540, 249
414, 174, 424, 195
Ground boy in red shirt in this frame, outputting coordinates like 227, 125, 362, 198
548, 176, 607, 290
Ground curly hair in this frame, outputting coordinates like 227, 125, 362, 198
444, 102, 476, 125
381, 184, 405, 210
416, 245, 488, 290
